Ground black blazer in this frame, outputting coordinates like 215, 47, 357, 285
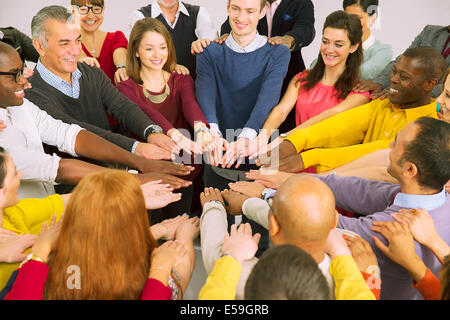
221, 0, 315, 79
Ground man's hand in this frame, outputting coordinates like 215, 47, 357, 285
79, 56, 100, 68
138, 172, 191, 190
157, 214, 190, 240
370, 88, 390, 100
200, 187, 225, 208
174, 64, 190, 75
147, 132, 180, 154
214, 33, 229, 44
257, 139, 297, 167
228, 181, 265, 198
268, 35, 295, 49
135, 142, 174, 160
221, 138, 249, 169
277, 153, 305, 173
191, 38, 211, 55
352, 80, 383, 94
137, 159, 194, 176
141, 180, 181, 209
0, 234, 37, 263
221, 189, 250, 216
221, 223, 260, 265
345, 235, 379, 277
114, 67, 129, 84
245, 169, 294, 189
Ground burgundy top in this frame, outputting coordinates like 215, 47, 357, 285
116, 74, 208, 180
4, 260, 172, 300
81, 31, 128, 85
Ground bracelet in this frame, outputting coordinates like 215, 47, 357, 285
116, 63, 126, 69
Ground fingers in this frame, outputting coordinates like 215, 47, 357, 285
372, 235, 389, 255
253, 233, 261, 245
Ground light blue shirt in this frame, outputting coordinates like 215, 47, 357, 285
393, 188, 447, 211
36, 60, 81, 99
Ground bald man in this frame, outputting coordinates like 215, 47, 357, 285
200, 175, 338, 300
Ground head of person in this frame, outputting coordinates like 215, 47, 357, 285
227, 0, 268, 39
156, 0, 180, 9
388, 46, 447, 108
31, 5, 81, 80
269, 175, 338, 262
0, 42, 28, 108
301, 10, 363, 100
44, 169, 156, 299
387, 117, 450, 193
343, 0, 378, 40
0, 148, 22, 210
70, 0, 105, 33
436, 68, 450, 122
440, 254, 450, 300
127, 18, 177, 85
244, 244, 331, 300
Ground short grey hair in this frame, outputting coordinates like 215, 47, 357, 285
31, 5, 78, 47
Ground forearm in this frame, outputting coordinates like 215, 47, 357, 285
74, 130, 142, 171
427, 237, 450, 265
404, 255, 428, 283
113, 47, 127, 66
55, 159, 104, 185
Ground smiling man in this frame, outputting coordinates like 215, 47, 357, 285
267, 46, 447, 173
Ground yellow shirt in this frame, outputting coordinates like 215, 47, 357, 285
198, 256, 241, 300
285, 98, 438, 172
0, 195, 64, 289
330, 255, 376, 300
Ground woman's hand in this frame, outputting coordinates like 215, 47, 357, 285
141, 180, 181, 210
31, 215, 63, 263
79, 57, 100, 68
168, 129, 203, 155
114, 67, 129, 84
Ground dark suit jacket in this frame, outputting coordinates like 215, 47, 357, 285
221, 0, 315, 83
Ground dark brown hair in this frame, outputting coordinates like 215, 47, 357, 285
71, 0, 104, 7
441, 254, 450, 300
0, 146, 6, 188
127, 18, 177, 85
298, 10, 363, 100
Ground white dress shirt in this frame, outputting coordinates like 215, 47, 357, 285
128, 1, 217, 40
0, 99, 83, 199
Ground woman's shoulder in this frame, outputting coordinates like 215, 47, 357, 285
115, 78, 139, 93
171, 72, 194, 85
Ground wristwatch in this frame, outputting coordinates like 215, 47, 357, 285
19, 253, 45, 268
280, 133, 287, 139
116, 63, 126, 69
261, 188, 275, 200
147, 124, 163, 134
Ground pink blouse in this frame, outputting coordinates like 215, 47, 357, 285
295, 71, 370, 125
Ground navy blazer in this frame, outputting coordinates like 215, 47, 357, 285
221, 0, 315, 78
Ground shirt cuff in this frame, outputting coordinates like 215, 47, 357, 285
262, 188, 277, 201
238, 127, 257, 141
209, 123, 221, 135
131, 141, 139, 154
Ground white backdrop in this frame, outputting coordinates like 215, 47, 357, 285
1, 0, 449, 67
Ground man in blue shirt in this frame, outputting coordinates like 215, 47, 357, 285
195, 0, 290, 254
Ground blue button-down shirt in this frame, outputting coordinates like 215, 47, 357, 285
36, 60, 82, 99
393, 187, 446, 211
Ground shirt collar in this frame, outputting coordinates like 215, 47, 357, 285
363, 34, 376, 50
36, 59, 82, 88
225, 32, 267, 53
400, 99, 438, 123
393, 188, 447, 211
267, 0, 282, 9
151, 1, 189, 18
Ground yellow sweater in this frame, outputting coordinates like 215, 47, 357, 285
0, 195, 64, 289
285, 98, 438, 172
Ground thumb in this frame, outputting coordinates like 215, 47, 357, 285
253, 233, 261, 245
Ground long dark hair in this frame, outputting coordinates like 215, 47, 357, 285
299, 10, 363, 100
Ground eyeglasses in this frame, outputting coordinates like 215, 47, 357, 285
0, 66, 24, 83
77, 5, 103, 15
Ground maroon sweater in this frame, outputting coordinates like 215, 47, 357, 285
116, 73, 208, 180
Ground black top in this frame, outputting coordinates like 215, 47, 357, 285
0, 27, 39, 63
26, 62, 157, 151
139, 2, 200, 78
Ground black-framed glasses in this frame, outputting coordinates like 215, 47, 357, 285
77, 5, 103, 15
0, 65, 24, 83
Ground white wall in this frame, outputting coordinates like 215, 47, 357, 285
1, 0, 449, 67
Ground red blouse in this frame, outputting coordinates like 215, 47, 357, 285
116, 74, 208, 180
81, 31, 128, 85
295, 71, 370, 126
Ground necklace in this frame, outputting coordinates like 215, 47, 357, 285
90, 48, 96, 55
142, 74, 171, 104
